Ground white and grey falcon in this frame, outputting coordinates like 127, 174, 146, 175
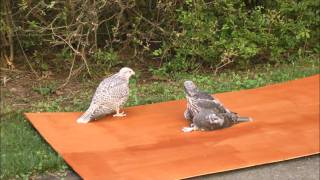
77, 67, 135, 123
182, 81, 252, 132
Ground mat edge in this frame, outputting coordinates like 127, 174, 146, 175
181, 152, 320, 179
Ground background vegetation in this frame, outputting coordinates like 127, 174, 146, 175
1, 0, 319, 179
1, 0, 319, 77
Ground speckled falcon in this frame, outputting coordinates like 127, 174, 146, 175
77, 67, 135, 123
182, 81, 252, 132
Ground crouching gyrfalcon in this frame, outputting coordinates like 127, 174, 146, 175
77, 67, 135, 123
182, 81, 252, 132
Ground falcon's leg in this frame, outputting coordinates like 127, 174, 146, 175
113, 108, 126, 117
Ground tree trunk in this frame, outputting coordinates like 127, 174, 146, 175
1, 0, 14, 69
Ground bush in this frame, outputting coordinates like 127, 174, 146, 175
1, 0, 319, 76
154, 0, 319, 75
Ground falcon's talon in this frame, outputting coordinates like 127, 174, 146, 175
113, 108, 126, 117
76, 119, 90, 124
113, 112, 126, 117
182, 127, 194, 132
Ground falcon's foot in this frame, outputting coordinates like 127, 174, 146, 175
77, 118, 91, 123
182, 127, 194, 132
182, 126, 199, 132
113, 111, 126, 117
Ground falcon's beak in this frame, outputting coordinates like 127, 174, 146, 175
184, 86, 193, 97
184, 86, 190, 95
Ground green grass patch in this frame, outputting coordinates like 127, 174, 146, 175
0, 112, 67, 179
0, 56, 319, 179
128, 56, 319, 106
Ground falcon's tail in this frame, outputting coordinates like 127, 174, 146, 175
236, 117, 253, 123
77, 109, 94, 124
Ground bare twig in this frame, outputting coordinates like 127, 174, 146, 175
214, 50, 237, 74
214, 59, 234, 75
16, 41, 40, 78
2, 0, 15, 68
14, 31, 40, 78
0, 68, 24, 72
2, 76, 11, 87
51, 25, 91, 76
52, 33, 80, 54
57, 39, 81, 89
131, 9, 169, 35
25, 1, 42, 17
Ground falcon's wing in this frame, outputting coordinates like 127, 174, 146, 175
91, 74, 128, 104
104, 82, 129, 106
195, 91, 231, 111
195, 91, 214, 100
193, 110, 224, 130
196, 98, 229, 114
77, 73, 129, 123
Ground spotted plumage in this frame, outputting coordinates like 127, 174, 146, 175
77, 67, 135, 123
182, 81, 252, 132
183, 81, 230, 122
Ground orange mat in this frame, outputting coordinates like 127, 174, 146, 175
25, 75, 320, 180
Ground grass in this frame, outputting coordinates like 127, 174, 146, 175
0, 113, 67, 179
127, 55, 319, 106
0, 55, 319, 179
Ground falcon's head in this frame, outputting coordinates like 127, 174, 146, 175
184, 81, 198, 97
119, 67, 135, 79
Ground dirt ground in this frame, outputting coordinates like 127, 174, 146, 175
0, 63, 165, 112
1, 67, 92, 112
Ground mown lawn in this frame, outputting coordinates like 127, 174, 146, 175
1, 56, 319, 179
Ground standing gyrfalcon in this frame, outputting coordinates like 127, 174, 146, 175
77, 67, 135, 123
